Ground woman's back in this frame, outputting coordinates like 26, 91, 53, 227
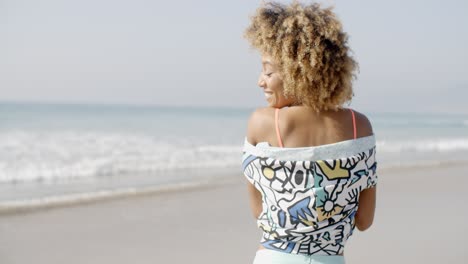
242, 106, 377, 256
247, 106, 373, 149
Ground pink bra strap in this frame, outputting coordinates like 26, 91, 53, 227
275, 108, 284, 148
350, 108, 357, 139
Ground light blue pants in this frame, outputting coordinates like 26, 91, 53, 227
253, 249, 345, 264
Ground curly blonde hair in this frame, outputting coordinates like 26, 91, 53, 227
244, 1, 358, 112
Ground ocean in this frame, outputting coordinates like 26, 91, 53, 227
1, 102, 467, 205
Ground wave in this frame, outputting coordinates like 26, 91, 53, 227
377, 138, 468, 153
1, 130, 468, 184
0, 131, 242, 184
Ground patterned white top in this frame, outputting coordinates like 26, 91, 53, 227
241, 135, 378, 255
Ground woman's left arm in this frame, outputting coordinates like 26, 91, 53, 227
246, 183, 263, 218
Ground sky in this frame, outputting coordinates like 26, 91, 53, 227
1, 0, 467, 114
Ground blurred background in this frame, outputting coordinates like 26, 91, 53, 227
1, 0, 467, 200
0, 0, 467, 262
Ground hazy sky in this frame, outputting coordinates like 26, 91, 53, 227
1, 0, 467, 114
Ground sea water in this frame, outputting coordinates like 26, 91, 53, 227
1, 102, 467, 203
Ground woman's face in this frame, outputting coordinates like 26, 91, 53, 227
257, 55, 295, 108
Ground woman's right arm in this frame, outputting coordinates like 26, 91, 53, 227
244, 108, 272, 219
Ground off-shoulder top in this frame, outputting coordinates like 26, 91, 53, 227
241, 108, 378, 255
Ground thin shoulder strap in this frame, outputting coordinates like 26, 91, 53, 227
349, 108, 357, 139
275, 108, 284, 148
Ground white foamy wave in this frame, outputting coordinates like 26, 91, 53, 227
2, 130, 467, 184
0, 131, 242, 184
377, 138, 468, 153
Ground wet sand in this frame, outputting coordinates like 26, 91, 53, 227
0, 163, 467, 263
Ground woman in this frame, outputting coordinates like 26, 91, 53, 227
241, 2, 378, 264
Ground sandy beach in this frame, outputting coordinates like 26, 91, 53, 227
1, 162, 467, 264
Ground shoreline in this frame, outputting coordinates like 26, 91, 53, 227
1, 159, 467, 215
0, 162, 467, 263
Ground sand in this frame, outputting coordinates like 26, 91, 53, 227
0, 163, 467, 264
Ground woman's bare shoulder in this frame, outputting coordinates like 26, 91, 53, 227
351, 109, 374, 138
246, 107, 276, 145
